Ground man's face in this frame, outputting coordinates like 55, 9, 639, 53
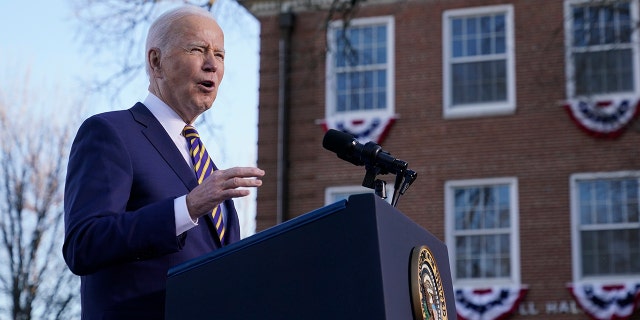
151, 14, 225, 122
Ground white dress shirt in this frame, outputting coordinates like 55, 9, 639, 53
143, 93, 226, 236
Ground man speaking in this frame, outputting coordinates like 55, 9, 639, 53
62, 5, 264, 319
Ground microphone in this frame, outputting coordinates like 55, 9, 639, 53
322, 129, 408, 175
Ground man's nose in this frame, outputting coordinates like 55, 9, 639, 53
203, 53, 221, 72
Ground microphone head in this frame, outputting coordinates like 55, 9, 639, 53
322, 129, 356, 155
322, 129, 365, 166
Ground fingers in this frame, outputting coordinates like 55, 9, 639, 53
186, 167, 264, 219
219, 167, 265, 179
214, 167, 264, 189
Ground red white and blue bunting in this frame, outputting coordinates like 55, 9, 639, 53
568, 283, 640, 320
320, 113, 396, 144
563, 97, 640, 139
455, 286, 528, 320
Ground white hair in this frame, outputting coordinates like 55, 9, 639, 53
145, 5, 216, 76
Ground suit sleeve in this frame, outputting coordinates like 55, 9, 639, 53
62, 116, 183, 276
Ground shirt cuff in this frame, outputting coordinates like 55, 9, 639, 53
175, 195, 198, 236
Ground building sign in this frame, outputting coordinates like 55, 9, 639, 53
518, 300, 581, 316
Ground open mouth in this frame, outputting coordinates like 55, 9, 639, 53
199, 80, 214, 88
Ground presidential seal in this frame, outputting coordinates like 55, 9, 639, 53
410, 245, 448, 320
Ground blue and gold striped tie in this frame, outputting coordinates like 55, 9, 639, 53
183, 125, 225, 243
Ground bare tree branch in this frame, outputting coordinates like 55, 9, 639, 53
0, 70, 82, 320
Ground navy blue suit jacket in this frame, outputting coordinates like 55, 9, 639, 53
63, 103, 240, 319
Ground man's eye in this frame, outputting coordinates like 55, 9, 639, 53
187, 47, 205, 54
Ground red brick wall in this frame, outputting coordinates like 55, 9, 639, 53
253, 0, 640, 318
255, 15, 279, 231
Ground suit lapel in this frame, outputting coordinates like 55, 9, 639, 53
130, 103, 238, 245
129, 102, 198, 190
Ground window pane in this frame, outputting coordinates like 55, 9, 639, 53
362, 26, 373, 46
619, 5, 632, 43
337, 73, 346, 91
611, 180, 624, 223
582, 229, 640, 276
376, 92, 386, 109
349, 72, 361, 89
576, 49, 633, 95
588, 6, 601, 45
331, 21, 389, 113
450, 13, 506, 58
485, 209, 497, 228
467, 37, 478, 56
337, 94, 346, 112
452, 183, 513, 280
573, 7, 586, 47
453, 40, 464, 58
494, 14, 505, 34
452, 60, 507, 105
582, 230, 597, 275
364, 71, 374, 110
348, 28, 359, 49
349, 91, 359, 111
376, 25, 387, 44
466, 16, 477, 36
571, 2, 634, 96
362, 47, 373, 65
376, 46, 386, 65
578, 176, 640, 277
455, 234, 511, 279
480, 16, 492, 55
452, 18, 464, 58
452, 18, 463, 37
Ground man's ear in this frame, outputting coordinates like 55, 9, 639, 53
148, 48, 162, 77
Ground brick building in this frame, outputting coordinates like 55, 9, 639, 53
238, 0, 640, 318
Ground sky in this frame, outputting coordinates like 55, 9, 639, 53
0, 0, 262, 237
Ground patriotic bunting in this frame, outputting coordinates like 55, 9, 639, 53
568, 282, 640, 320
320, 113, 396, 144
563, 97, 640, 139
455, 286, 528, 320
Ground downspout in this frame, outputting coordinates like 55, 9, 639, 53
277, 10, 294, 224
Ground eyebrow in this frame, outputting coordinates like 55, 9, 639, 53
187, 42, 225, 53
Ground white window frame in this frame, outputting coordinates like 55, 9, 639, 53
570, 171, 640, 284
442, 5, 516, 119
564, 0, 640, 100
325, 16, 395, 118
445, 177, 521, 286
324, 185, 393, 206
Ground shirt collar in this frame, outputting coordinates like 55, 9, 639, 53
143, 93, 190, 136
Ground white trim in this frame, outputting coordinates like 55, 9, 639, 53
445, 177, 521, 286
324, 184, 393, 205
570, 170, 640, 284
442, 5, 516, 119
563, 0, 640, 100
325, 16, 395, 119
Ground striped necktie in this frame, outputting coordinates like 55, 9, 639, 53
183, 125, 225, 243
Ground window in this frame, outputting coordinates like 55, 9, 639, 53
570, 172, 640, 282
565, 0, 639, 99
325, 185, 393, 206
445, 178, 520, 285
443, 5, 516, 119
326, 16, 395, 117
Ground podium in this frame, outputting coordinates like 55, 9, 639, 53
165, 193, 456, 319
